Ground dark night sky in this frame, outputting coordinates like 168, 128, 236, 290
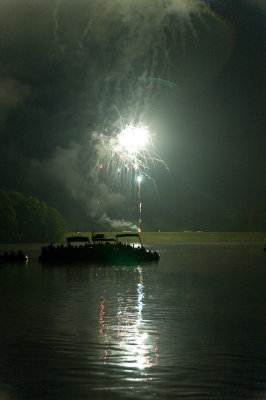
0, 0, 265, 230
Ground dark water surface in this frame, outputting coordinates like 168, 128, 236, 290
0, 243, 266, 399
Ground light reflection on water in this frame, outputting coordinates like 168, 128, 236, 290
0, 243, 266, 399
97, 266, 159, 378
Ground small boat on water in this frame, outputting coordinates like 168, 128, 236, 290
39, 233, 160, 264
0, 250, 28, 264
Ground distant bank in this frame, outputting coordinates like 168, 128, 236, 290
67, 232, 266, 242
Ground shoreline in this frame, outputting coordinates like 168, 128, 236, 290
1, 232, 265, 246
67, 232, 266, 243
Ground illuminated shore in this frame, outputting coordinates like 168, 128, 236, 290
66, 232, 266, 243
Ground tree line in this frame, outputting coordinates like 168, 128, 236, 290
0, 190, 67, 243
145, 197, 266, 232
177, 202, 266, 232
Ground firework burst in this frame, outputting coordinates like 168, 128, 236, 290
95, 117, 166, 189
93, 114, 167, 228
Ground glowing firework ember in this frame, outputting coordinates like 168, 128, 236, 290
111, 122, 155, 179
117, 124, 149, 156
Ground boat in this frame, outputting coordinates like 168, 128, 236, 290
39, 233, 160, 264
0, 250, 28, 264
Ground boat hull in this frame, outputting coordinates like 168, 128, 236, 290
39, 244, 159, 265
0, 253, 28, 264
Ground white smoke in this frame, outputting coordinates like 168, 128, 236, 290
246, 0, 266, 12
30, 138, 131, 229
51, 0, 214, 58
99, 213, 137, 230
0, 78, 31, 125
52, 0, 65, 54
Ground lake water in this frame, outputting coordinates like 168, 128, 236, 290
0, 242, 266, 400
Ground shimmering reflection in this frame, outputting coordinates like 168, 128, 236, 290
1, 243, 266, 400
97, 266, 159, 379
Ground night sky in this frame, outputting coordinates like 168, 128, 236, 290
0, 0, 265, 231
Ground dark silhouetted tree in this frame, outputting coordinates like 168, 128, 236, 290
0, 190, 67, 243
0, 190, 20, 242
248, 197, 266, 231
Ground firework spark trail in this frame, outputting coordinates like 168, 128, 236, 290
51, 0, 214, 63
52, 0, 64, 54
51, 0, 215, 124
137, 176, 142, 227
78, 0, 111, 56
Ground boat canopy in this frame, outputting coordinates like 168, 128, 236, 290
66, 236, 90, 243
93, 238, 117, 243
92, 233, 105, 239
115, 233, 142, 245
